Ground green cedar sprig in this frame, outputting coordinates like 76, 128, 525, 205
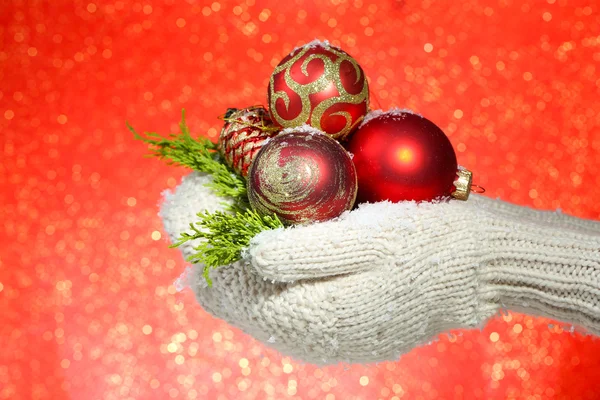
172, 209, 283, 285
131, 109, 283, 285
128, 109, 248, 210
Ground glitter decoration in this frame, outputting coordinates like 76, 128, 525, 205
247, 127, 357, 224
218, 106, 278, 177
2, 0, 600, 398
268, 41, 369, 141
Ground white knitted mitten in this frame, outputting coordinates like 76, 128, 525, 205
161, 172, 600, 365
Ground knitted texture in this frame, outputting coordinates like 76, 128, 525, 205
160, 172, 600, 365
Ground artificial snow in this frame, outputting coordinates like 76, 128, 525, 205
174, 266, 199, 291
293, 39, 332, 54
280, 124, 325, 136
359, 107, 421, 128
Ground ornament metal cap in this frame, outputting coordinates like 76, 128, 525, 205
452, 168, 473, 201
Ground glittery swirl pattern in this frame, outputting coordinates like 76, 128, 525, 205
268, 43, 369, 141
247, 130, 357, 225
218, 107, 277, 177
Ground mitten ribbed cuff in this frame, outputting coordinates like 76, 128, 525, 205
479, 215, 600, 334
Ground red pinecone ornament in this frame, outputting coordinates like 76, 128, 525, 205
219, 106, 278, 177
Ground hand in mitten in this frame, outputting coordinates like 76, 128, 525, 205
161, 172, 600, 365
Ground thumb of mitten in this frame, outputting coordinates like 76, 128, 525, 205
247, 201, 431, 282
160, 172, 234, 257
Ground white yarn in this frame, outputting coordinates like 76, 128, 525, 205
160, 172, 600, 365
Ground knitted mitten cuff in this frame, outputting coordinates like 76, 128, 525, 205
477, 209, 600, 334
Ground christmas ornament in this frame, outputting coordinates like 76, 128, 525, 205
346, 110, 471, 203
218, 106, 278, 177
247, 127, 357, 225
268, 40, 369, 141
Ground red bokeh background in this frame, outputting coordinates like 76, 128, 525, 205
1, 0, 600, 399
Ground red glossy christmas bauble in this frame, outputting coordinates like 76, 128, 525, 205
268, 41, 369, 141
247, 127, 357, 225
219, 106, 278, 177
346, 110, 458, 203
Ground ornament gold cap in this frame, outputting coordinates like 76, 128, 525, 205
452, 167, 473, 201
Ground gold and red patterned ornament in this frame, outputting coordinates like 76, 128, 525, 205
268, 40, 369, 142
218, 106, 279, 177
346, 109, 475, 203
247, 126, 357, 225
